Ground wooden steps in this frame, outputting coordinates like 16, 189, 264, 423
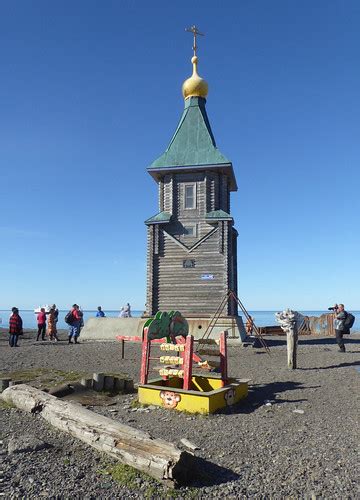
197, 348, 220, 357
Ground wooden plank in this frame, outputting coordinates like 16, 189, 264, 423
197, 349, 221, 357
196, 339, 218, 345
219, 331, 228, 386
140, 328, 150, 385
183, 335, 194, 391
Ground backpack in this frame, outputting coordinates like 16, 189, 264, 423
65, 310, 74, 325
343, 312, 355, 331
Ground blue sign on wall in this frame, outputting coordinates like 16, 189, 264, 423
201, 274, 214, 280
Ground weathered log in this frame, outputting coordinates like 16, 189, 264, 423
1, 384, 192, 486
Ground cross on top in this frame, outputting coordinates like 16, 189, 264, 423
185, 25, 204, 56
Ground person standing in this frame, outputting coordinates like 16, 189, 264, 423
96, 306, 105, 317
78, 307, 84, 334
120, 303, 132, 318
245, 315, 254, 335
125, 303, 132, 317
9, 307, 23, 347
36, 307, 47, 341
68, 304, 81, 344
52, 304, 59, 324
47, 305, 59, 342
334, 303, 349, 352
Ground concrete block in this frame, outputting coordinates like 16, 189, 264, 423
0, 379, 11, 392
104, 376, 114, 392
49, 384, 74, 398
9, 381, 21, 387
80, 378, 93, 389
114, 378, 125, 392
79, 316, 246, 343
93, 373, 105, 392
80, 318, 146, 341
124, 379, 134, 393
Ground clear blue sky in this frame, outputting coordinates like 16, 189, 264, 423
1, 1, 359, 311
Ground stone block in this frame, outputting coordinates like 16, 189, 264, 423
124, 379, 134, 392
0, 379, 11, 392
9, 381, 21, 388
8, 436, 51, 454
80, 378, 93, 389
104, 376, 114, 392
48, 384, 74, 398
93, 373, 105, 392
114, 378, 125, 392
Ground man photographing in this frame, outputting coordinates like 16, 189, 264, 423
332, 304, 349, 352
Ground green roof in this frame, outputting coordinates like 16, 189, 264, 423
205, 210, 233, 221
144, 211, 172, 225
150, 97, 231, 168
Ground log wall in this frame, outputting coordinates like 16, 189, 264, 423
146, 170, 237, 317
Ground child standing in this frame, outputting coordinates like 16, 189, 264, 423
9, 307, 23, 347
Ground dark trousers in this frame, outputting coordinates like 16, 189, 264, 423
9, 334, 19, 347
335, 329, 345, 351
37, 323, 46, 340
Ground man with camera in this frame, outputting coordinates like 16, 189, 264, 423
330, 304, 349, 352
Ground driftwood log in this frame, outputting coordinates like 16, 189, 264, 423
275, 309, 300, 369
1, 384, 192, 486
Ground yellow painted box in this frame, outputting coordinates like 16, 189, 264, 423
138, 375, 249, 414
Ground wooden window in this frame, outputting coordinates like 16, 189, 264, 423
183, 224, 197, 237
184, 184, 196, 209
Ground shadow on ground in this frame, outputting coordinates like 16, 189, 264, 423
299, 337, 360, 346
252, 336, 360, 348
299, 360, 360, 371
218, 381, 312, 415
186, 456, 239, 487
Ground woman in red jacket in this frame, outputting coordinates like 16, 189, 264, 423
36, 307, 47, 341
9, 307, 23, 347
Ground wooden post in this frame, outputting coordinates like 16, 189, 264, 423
276, 309, 299, 369
219, 330, 228, 386
182, 335, 193, 391
121, 339, 125, 359
287, 328, 298, 369
328, 313, 335, 336
140, 327, 150, 385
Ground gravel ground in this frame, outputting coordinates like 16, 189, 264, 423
1, 330, 359, 498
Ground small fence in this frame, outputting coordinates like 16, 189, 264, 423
258, 314, 335, 336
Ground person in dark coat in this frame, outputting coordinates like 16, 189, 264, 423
334, 303, 349, 352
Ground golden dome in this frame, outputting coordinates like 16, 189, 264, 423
182, 56, 208, 99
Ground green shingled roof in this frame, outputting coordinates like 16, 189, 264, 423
144, 211, 172, 225
205, 210, 233, 221
150, 97, 231, 168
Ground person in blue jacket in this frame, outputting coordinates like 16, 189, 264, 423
96, 306, 105, 318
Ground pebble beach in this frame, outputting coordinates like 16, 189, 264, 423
1, 330, 359, 498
